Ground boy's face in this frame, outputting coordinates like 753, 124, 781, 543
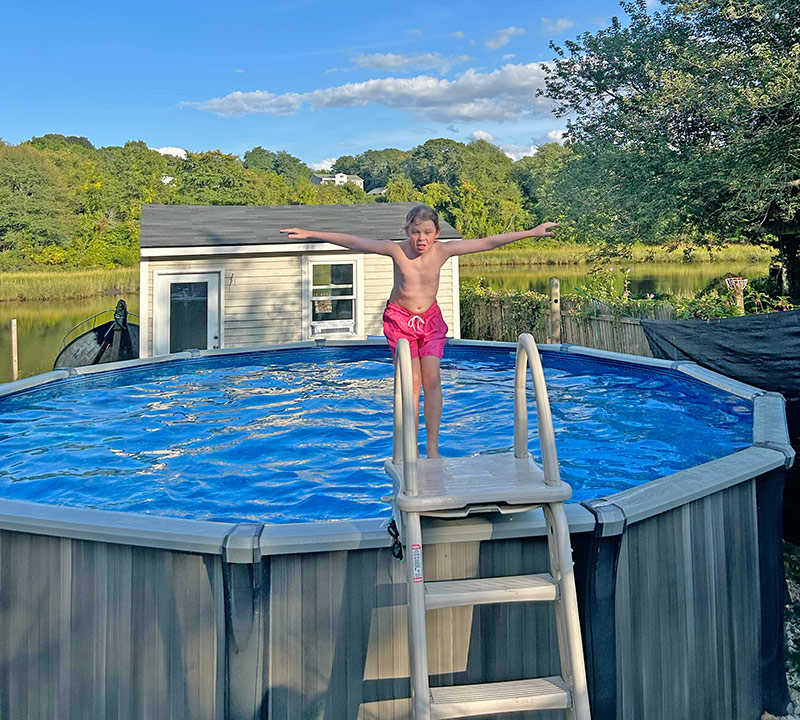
405, 219, 440, 256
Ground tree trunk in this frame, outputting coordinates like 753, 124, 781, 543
779, 234, 800, 301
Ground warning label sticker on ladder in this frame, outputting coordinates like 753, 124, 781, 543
411, 544, 423, 582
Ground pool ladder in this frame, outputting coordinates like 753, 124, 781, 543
384, 334, 591, 719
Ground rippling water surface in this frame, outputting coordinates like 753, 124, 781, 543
0, 346, 753, 523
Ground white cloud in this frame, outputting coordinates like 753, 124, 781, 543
487, 26, 526, 49
452, 31, 464, 38
546, 129, 566, 143
407, 28, 423, 36
351, 52, 472, 75
186, 63, 554, 124
541, 17, 574, 35
152, 146, 187, 158
501, 143, 538, 161
234, 68, 244, 73
471, 129, 495, 141
309, 158, 336, 171
502, 54, 515, 61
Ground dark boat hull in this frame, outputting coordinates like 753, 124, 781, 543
54, 322, 140, 369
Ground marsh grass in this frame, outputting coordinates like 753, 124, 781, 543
0, 268, 139, 302
460, 242, 777, 267
786, 542, 800, 705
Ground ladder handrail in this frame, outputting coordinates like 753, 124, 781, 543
514, 333, 562, 486
391, 338, 419, 496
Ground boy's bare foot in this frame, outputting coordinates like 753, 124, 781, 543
427, 448, 440, 459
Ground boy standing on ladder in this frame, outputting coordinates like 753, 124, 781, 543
281, 205, 558, 457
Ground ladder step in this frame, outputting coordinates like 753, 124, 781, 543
429, 676, 570, 719
425, 574, 558, 610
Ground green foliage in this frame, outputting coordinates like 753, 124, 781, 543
0, 143, 77, 251
406, 138, 467, 188
384, 175, 420, 202
331, 148, 410, 191
29, 134, 95, 150
459, 276, 550, 340
542, 0, 800, 290
243, 147, 311, 184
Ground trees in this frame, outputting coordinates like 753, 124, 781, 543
243, 147, 311, 185
542, 0, 800, 293
175, 151, 283, 205
332, 148, 411, 191
0, 144, 76, 258
406, 138, 467, 188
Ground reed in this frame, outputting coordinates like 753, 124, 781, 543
0, 268, 140, 302
460, 242, 777, 267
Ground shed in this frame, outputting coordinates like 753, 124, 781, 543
138, 202, 462, 357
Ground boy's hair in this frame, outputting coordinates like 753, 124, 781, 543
404, 204, 440, 231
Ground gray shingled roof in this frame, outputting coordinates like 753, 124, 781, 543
140, 202, 461, 248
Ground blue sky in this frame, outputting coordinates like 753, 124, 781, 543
2, 0, 637, 168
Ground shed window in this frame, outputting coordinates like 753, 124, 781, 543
310, 262, 356, 334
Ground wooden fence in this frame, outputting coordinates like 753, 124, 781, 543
462, 289, 678, 358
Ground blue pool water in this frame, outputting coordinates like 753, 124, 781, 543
0, 345, 752, 524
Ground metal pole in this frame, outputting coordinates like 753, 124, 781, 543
11, 319, 18, 381
549, 277, 561, 344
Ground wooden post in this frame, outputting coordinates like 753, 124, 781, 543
549, 278, 562, 344
11, 319, 19, 381
733, 285, 745, 315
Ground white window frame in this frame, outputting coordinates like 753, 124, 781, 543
302, 254, 364, 341
153, 269, 224, 356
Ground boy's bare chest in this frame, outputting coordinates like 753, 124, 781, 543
394, 255, 443, 284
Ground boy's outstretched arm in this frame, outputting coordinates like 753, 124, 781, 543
443, 222, 559, 257
279, 228, 398, 256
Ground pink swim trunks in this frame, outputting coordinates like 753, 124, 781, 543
382, 301, 449, 359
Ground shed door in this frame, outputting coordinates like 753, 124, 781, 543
154, 272, 221, 355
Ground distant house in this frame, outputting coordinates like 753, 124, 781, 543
367, 187, 387, 196
138, 202, 462, 357
310, 172, 365, 190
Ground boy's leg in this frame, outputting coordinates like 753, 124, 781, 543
420, 355, 442, 458
410, 356, 422, 422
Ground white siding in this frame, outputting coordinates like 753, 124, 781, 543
146, 256, 303, 355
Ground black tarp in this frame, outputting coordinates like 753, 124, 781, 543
641, 309, 799, 716
641, 308, 800, 539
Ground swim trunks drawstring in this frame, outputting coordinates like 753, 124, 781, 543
407, 315, 425, 331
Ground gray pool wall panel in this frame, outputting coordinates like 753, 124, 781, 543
0, 339, 793, 720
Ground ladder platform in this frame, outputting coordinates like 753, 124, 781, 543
429, 676, 570, 719
425, 573, 558, 610
385, 453, 572, 514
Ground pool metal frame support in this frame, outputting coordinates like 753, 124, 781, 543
222, 524, 267, 720
578, 499, 627, 720
756, 467, 794, 717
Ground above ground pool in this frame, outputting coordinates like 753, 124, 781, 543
0, 339, 793, 720
0, 343, 753, 524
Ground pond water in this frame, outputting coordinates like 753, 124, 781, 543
0, 294, 140, 384
460, 262, 768, 296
